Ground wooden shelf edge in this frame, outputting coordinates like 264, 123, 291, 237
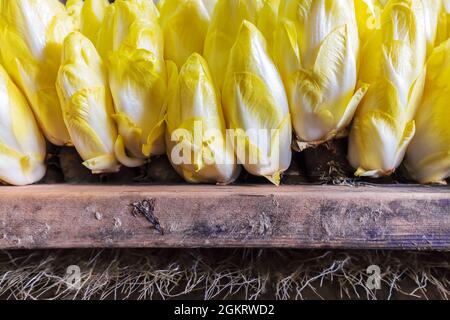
0, 184, 449, 250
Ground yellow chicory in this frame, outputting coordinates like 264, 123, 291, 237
56, 32, 120, 174
222, 21, 292, 185
0, 0, 75, 145
349, 0, 427, 177
166, 54, 240, 184
0, 65, 46, 186
405, 39, 450, 184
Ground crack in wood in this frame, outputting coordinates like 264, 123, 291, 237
131, 199, 164, 235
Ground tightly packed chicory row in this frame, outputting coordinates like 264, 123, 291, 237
0, 0, 449, 186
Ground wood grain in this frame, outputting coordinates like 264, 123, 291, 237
0, 184, 449, 250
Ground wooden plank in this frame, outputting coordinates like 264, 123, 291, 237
0, 184, 449, 250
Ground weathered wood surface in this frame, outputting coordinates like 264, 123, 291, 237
0, 185, 449, 250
